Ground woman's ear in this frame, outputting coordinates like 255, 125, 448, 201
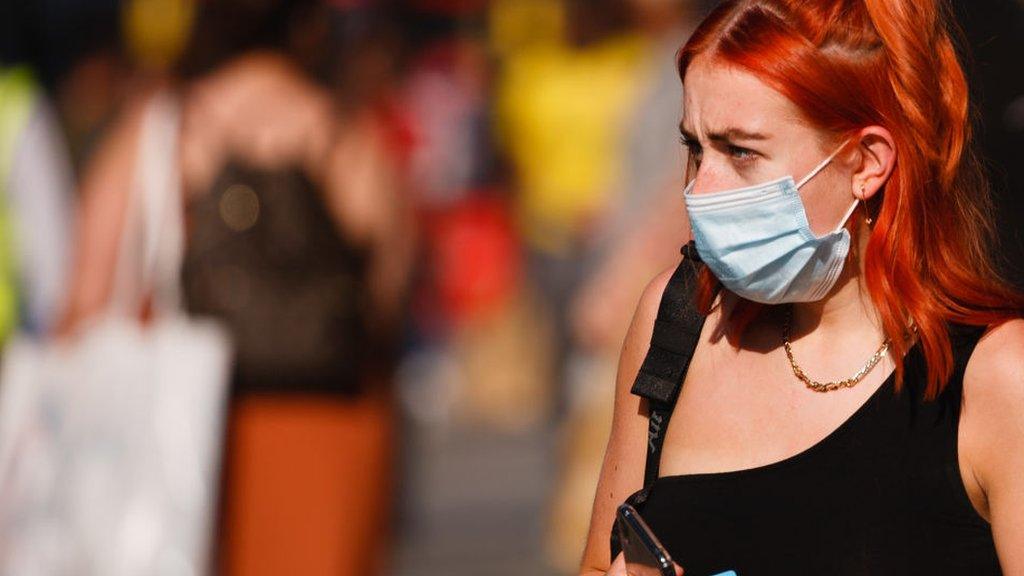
852, 126, 896, 200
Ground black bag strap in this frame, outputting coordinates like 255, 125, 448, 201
631, 242, 706, 496
609, 243, 706, 562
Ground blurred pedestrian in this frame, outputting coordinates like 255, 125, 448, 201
0, 64, 74, 342
495, 0, 648, 420
59, 2, 413, 575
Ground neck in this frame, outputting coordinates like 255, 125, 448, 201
789, 225, 882, 340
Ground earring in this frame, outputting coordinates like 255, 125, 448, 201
860, 184, 873, 226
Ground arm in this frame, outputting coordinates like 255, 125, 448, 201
962, 319, 1024, 574
322, 112, 415, 335
578, 266, 676, 575
56, 95, 150, 335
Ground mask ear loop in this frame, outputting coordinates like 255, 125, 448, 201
794, 137, 860, 234
835, 197, 861, 233
795, 137, 853, 190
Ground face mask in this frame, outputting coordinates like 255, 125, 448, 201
683, 140, 858, 305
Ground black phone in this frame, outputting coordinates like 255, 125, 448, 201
615, 503, 677, 576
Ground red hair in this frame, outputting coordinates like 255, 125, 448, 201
679, 0, 1024, 399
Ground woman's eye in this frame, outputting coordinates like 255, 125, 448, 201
680, 136, 703, 163
728, 145, 757, 161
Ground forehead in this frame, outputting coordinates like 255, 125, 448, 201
681, 55, 806, 135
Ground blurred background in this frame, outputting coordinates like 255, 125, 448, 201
0, 0, 1021, 575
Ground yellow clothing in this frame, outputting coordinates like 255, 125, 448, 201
496, 34, 649, 254
0, 67, 35, 341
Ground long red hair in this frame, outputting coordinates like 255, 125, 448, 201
679, 0, 1024, 399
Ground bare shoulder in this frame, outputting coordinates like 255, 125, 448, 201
962, 318, 1024, 491
610, 264, 678, 410
964, 318, 1024, 408
962, 317, 1024, 571
621, 265, 676, 362
78, 86, 168, 202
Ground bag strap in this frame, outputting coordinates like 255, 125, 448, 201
609, 242, 705, 562
632, 241, 706, 497
109, 92, 184, 317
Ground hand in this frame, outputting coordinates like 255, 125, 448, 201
607, 552, 684, 576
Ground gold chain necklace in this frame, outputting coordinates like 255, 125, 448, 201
782, 306, 892, 393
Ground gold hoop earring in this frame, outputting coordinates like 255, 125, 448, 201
860, 185, 873, 226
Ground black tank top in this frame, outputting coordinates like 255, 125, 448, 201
611, 247, 1002, 576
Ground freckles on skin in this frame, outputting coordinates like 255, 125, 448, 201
680, 56, 827, 192
682, 65, 777, 144
679, 56, 860, 236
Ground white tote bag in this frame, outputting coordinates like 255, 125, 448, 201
0, 94, 232, 576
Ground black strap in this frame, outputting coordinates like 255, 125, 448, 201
631, 244, 706, 499
609, 244, 705, 562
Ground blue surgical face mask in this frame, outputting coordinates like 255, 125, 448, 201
683, 140, 859, 305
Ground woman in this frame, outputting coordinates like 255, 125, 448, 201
579, 0, 1024, 574
59, 2, 412, 574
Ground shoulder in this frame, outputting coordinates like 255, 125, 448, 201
962, 318, 1024, 576
640, 265, 677, 317
964, 318, 1024, 406
81, 87, 165, 192
962, 319, 1024, 490
614, 264, 678, 386
625, 266, 676, 343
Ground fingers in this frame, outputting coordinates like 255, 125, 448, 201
607, 552, 627, 575
608, 552, 684, 576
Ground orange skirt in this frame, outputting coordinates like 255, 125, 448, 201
217, 389, 396, 576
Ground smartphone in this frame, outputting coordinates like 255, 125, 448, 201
615, 503, 677, 576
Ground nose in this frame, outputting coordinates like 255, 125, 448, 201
686, 166, 730, 196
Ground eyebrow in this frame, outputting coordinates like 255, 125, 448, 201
678, 121, 770, 143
